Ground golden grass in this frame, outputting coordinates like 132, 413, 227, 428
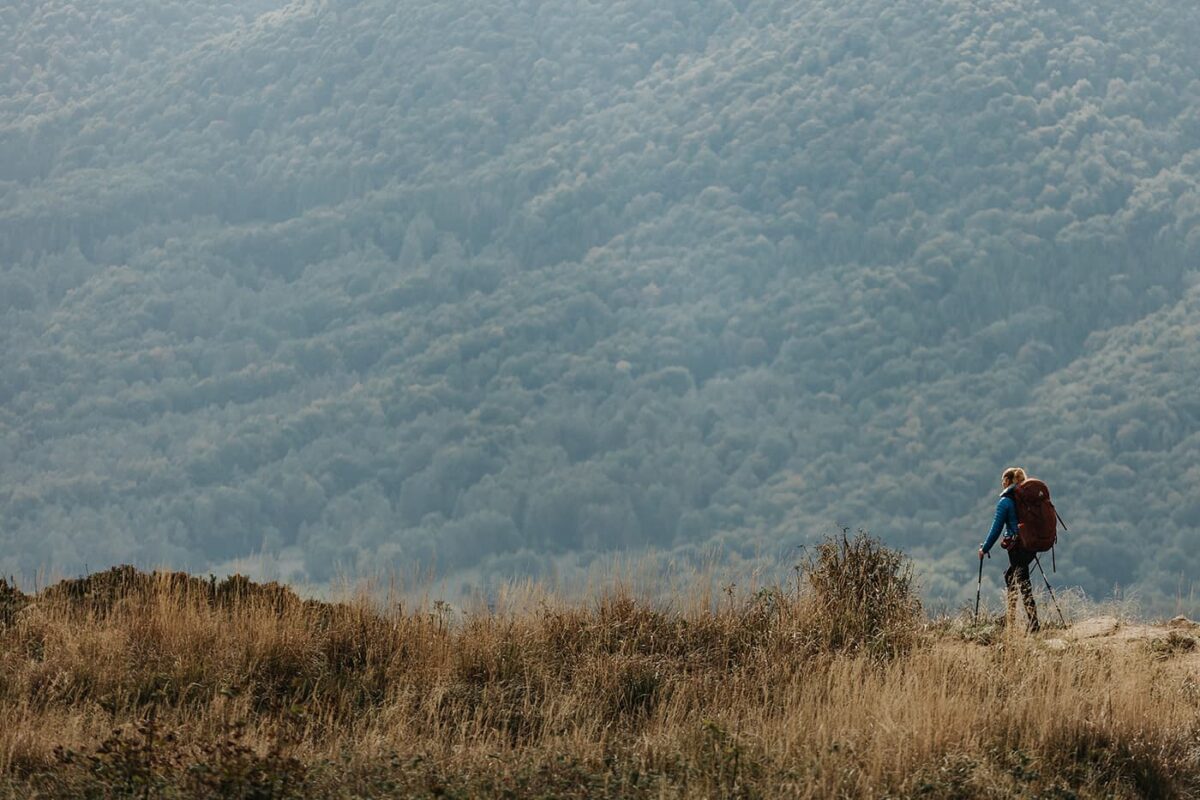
0, 543, 1197, 798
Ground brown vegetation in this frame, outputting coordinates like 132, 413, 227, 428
0, 535, 1197, 798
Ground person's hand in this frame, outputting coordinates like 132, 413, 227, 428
978, 547, 985, 560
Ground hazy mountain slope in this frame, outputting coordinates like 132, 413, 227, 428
918, 283, 1200, 607
2, 0, 1199, 607
1026, 287, 1200, 603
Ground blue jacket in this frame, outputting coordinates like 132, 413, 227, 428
981, 485, 1019, 554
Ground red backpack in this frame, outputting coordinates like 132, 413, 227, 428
1012, 479, 1065, 555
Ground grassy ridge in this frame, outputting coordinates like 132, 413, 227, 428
0, 537, 1197, 798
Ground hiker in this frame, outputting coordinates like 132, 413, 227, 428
978, 467, 1039, 632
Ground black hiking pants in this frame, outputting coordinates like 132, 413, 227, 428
1004, 545, 1039, 632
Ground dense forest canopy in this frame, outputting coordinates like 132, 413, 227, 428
2, 0, 1199, 610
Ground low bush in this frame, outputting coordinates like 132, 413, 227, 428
798, 530, 922, 658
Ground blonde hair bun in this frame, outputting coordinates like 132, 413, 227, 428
1002, 467, 1027, 485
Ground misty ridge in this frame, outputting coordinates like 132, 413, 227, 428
2, 0, 1200, 612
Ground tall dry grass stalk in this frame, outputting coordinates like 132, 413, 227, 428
0, 540, 1196, 798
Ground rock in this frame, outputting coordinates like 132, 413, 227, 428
1069, 616, 1120, 639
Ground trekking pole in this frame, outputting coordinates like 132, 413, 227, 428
1033, 555, 1066, 627
974, 555, 984, 623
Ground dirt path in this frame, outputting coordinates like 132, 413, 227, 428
1042, 615, 1200, 670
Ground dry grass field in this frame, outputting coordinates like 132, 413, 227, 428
0, 535, 1197, 799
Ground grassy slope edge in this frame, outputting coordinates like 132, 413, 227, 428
0, 536, 1197, 799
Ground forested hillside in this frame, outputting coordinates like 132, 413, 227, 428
3, 0, 1199, 609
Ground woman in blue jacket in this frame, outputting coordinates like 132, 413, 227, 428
978, 467, 1039, 632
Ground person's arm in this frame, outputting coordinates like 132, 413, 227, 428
980, 498, 1010, 554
